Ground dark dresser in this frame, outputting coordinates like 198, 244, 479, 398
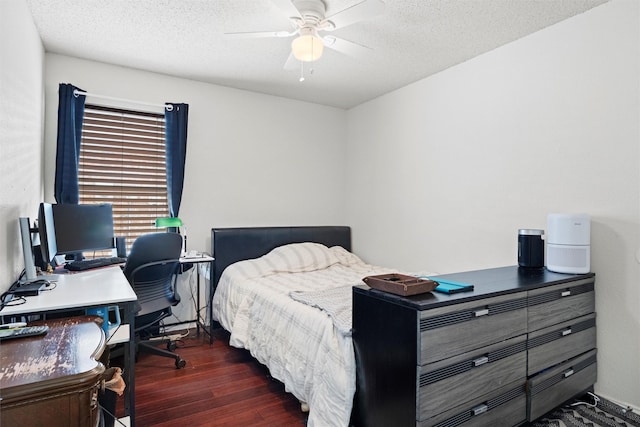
0, 316, 106, 427
353, 266, 596, 427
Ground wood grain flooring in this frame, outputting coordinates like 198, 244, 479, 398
113, 328, 619, 427
115, 328, 308, 427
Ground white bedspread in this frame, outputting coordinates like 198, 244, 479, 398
212, 243, 394, 427
289, 285, 354, 336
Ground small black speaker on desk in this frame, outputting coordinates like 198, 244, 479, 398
115, 237, 126, 258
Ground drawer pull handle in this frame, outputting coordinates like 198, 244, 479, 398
561, 290, 571, 297
473, 356, 489, 367
472, 404, 488, 416
562, 328, 572, 336
474, 309, 489, 317
563, 369, 574, 378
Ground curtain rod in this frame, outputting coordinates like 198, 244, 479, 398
73, 89, 173, 112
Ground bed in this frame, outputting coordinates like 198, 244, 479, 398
210, 226, 396, 427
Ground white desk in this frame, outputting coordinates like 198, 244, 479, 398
1, 266, 138, 426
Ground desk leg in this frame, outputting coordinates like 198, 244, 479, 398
195, 268, 201, 337
208, 259, 214, 344
123, 301, 136, 426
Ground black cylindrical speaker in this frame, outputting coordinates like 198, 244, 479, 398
115, 237, 127, 258
518, 229, 544, 269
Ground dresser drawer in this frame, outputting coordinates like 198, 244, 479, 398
418, 335, 526, 419
528, 349, 597, 421
527, 279, 594, 332
527, 313, 596, 375
418, 382, 527, 427
419, 292, 527, 364
1, 379, 101, 427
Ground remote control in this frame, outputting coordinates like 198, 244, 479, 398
0, 325, 49, 341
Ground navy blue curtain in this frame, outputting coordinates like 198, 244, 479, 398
54, 83, 86, 204
164, 103, 189, 217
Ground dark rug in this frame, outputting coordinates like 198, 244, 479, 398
532, 394, 640, 427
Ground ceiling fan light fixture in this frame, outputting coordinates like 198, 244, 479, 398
291, 28, 324, 62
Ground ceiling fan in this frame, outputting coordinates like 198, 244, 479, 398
224, 0, 385, 70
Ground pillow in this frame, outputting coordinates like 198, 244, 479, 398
330, 245, 365, 266
265, 242, 340, 273
221, 256, 275, 282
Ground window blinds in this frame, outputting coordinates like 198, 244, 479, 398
78, 105, 169, 250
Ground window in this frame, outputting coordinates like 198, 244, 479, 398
78, 105, 168, 255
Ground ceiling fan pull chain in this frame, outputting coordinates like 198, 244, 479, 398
299, 61, 305, 82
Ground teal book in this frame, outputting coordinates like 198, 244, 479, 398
421, 277, 474, 294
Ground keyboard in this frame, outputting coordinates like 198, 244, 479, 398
0, 325, 49, 341
66, 257, 127, 272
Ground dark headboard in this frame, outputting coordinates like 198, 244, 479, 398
211, 226, 351, 287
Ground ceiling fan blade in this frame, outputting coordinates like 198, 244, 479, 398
323, 35, 372, 57
323, 0, 385, 31
224, 30, 294, 39
270, 0, 302, 19
283, 52, 298, 70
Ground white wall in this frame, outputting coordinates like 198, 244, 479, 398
346, 0, 639, 409
0, 0, 44, 291
43, 54, 348, 322
44, 55, 348, 252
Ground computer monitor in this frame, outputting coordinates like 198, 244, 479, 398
51, 203, 115, 259
19, 217, 38, 283
37, 202, 58, 268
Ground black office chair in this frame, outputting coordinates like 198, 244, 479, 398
123, 232, 187, 369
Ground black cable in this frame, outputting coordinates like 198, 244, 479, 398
0, 294, 26, 311
98, 403, 128, 427
39, 281, 57, 291
1, 269, 56, 312
9, 273, 22, 290
0, 292, 13, 311
0, 275, 24, 312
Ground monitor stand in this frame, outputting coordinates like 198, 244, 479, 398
66, 252, 84, 262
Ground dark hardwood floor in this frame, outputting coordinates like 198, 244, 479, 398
115, 328, 308, 427
111, 328, 614, 427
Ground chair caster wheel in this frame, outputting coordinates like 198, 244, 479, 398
167, 342, 177, 351
175, 358, 186, 369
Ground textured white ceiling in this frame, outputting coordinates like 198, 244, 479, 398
26, 0, 609, 109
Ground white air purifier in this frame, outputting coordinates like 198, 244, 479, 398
546, 213, 591, 274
